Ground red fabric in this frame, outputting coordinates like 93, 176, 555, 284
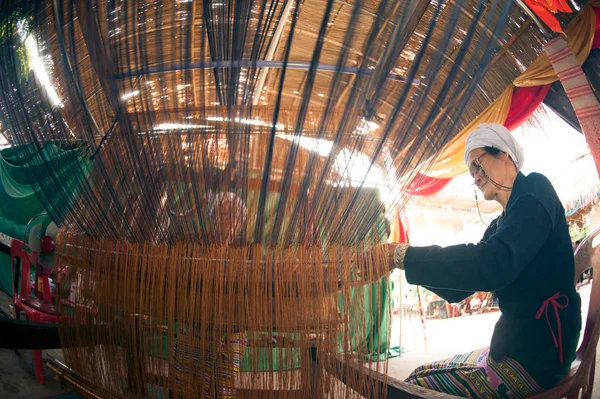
535, 292, 569, 363
523, 0, 565, 33
593, 7, 600, 50
400, 211, 410, 244
553, 0, 573, 13
396, 211, 409, 244
409, 84, 551, 196
504, 85, 552, 131
409, 6, 598, 197
406, 173, 452, 196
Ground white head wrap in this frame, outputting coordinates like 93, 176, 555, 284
464, 123, 525, 171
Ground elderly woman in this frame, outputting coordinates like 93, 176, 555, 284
386, 123, 582, 398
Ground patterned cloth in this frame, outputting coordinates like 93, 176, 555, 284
545, 36, 600, 176
173, 333, 247, 398
405, 347, 544, 398
208, 335, 247, 398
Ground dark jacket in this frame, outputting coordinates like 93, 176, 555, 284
404, 172, 581, 389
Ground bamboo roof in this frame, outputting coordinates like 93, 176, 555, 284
4, 1, 590, 187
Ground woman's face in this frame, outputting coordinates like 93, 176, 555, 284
211, 196, 246, 244
466, 148, 509, 201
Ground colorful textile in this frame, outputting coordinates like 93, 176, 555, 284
405, 173, 452, 196
405, 347, 544, 398
207, 335, 247, 398
545, 36, 600, 176
504, 85, 551, 131
522, 0, 572, 33
412, 2, 600, 187
173, 333, 248, 398
514, 2, 599, 88
422, 86, 514, 180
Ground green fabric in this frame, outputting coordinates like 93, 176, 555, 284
356, 277, 398, 361
240, 187, 397, 371
0, 143, 90, 295
0, 146, 46, 295
9, 143, 92, 223
239, 189, 300, 372
241, 332, 301, 372
338, 188, 398, 361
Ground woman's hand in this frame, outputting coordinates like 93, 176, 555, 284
393, 243, 410, 270
354, 243, 409, 282
381, 243, 401, 270
364, 243, 409, 271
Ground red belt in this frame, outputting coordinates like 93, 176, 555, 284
535, 292, 569, 363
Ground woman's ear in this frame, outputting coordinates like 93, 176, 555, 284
503, 152, 518, 171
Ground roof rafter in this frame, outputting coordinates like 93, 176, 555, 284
252, 0, 296, 106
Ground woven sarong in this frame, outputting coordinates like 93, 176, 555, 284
405, 347, 543, 398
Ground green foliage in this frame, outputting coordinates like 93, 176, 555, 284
0, 6, 30, 42
569, 223, 590, 243
0, 8, 33, 85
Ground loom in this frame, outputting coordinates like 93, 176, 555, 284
0, 0, 566, 397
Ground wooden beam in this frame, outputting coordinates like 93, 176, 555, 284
189, 0, 199, 107
513, 0, 553, 37
292, 1, 346, 108
438, 16, 534, 113
316, 352, 462, 399
73, 0, 122, 114
335, 0, 429, 109
252, 0, 296, 105
449, 0, 505, 49
361, 0, 428, 114
293, 27, 379, 64
430, 1, 531, 86
369, 0, 430, 90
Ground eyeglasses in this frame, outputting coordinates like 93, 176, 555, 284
468, 152, 488, 178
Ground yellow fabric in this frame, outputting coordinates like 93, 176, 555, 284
514, 2, 598, 87
388, 208, 403, 243
422, 3, 599, 179
425, 87, 513, 179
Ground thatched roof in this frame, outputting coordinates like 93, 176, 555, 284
30, 0, 573, 174
0, 0, 591, 242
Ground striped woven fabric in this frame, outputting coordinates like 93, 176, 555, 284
405, 347, 543, 398
545, 36, 600, 176
173, 333, 248, 398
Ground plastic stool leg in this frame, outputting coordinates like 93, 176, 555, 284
33, 349, 44, 384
